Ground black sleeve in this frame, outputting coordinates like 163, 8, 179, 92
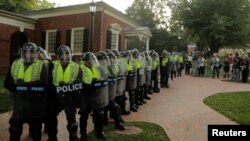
76, 67, 83, 82
40, 63, 48, 85
4, 68, 14, 92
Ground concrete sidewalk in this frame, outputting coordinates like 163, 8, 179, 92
0, 75, 249, 141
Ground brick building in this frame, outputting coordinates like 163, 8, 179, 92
0, 1, 151, 73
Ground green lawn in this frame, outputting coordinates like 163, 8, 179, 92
203, 91, 250, 125
87, 121, 170, 141
0, 74, 11, 113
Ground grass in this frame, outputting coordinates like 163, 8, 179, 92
203, 91, 250, 125
87, 121, 170, 141
0, 74, 11, 114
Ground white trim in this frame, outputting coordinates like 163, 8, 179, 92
71, 27, 85, 53
0, 16, 35, 30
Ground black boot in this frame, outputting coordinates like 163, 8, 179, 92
46, 117, 58, 141
67, 122, 80, 141
111, 104, 125, 131
29, 123, 42, 141
103, 107, 109, 126
93, 110, 106, 140
80, 112, 89, 141
9, 125, 22, 141
129, 91, 137, 112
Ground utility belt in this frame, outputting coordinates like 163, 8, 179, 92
15, 85, 46, 94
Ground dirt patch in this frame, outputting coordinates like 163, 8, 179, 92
114, 126, 143, 135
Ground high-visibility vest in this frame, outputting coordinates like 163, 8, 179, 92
161, 57, 169, 67
135, 59, 142, 69
11, 59, 43, 83
179, 56, 184, 63
127, 60, 133, 72
80, 64, 93, 84
52, 60, 79, 86
152, 59, 158, 70
91, 66, 101, 80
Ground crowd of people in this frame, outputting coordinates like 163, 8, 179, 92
3, 41, 249, 141
190, 51, 250, 83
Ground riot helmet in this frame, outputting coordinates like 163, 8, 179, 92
111, 49, 121, 57
162, 50, 168, 57
36, 46, 50, 60
82, 52, 99, 68
107, 52, 117, 65
56, 45, 71, 66
132, 48, 140, 59
96, 51, 110, 67
22, 42, 37, 63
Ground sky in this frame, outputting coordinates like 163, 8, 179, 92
50, 0, 134, 13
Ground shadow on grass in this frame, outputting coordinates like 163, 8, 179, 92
87, 121, 170, 141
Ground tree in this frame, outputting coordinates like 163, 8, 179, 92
0, 0, 56, 12
125, 0, 181, 53
169, 0, 250, 53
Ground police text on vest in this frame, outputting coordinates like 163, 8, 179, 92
56, 83, 83, 93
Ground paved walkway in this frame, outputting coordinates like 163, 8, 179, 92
0, 75, 249, 141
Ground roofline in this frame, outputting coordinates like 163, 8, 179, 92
23, 1, 141, 27
0, 10, 37, 24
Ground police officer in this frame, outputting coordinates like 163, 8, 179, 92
144, 51, 153, 94
150, 51, 160, 93
4, 42, 48, 141
48, 45, 82, 141
103, 51, 125, 130
160, 50, 170, 88
78, 52, 95, 141
112, 50, 130, 115
125, 51, 138, 112
132, 49, 146, 106
90, 51, 109, 140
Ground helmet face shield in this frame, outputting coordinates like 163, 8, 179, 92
107, 52, 117, 65
22, 42, 37, 63
83, 52, 99, 68
57, 45, 72, 65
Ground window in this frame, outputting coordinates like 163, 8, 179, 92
111, 33, 118, 50
71, 27, 84, 54
45, 30, 57, 54
109, 23, 121, 50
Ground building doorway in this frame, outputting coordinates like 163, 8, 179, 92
10, 32, 28, 64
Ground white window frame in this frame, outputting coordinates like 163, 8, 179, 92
109, 23, 121, 50
71, 27, 85, 55
45, 29, 57, 55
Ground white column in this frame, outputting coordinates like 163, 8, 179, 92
146, 38, 150, 52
